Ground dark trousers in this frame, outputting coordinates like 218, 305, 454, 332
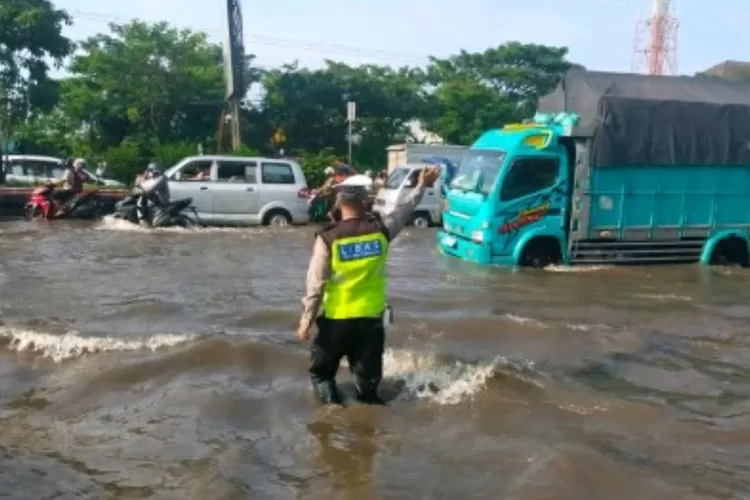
309, 315, 385, 402
52, 189, 75, 203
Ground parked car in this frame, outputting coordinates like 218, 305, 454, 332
3, 155, 125, 187
164, 155, 311, 226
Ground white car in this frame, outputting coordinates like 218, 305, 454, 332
2, 155, 125, 187
164, 155, 311, 226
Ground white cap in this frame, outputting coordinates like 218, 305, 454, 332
323, 166, 334, 175
73, 158, 86, 167
333, 174, 372, 189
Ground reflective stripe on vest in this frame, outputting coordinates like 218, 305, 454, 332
323, 231, 388, 319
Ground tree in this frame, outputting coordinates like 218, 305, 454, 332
63, 21, 223, 149
8, 17, 580, 186
261, 61, 426, 169
423, 42, 574, 144
0, 0, 72, 137
57, 21, 260, 169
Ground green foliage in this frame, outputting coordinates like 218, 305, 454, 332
0, 0, 72, 129
228, 144, 261, 157
5, 12, 579, 187
299, 149, 341, 187
152, 142, 200, 169
101, 138, 142, 184
423, 43, 576, 144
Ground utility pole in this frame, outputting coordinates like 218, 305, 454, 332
346, 101, 356, 165
230, 98, 241, 150
222, 0, 245, 151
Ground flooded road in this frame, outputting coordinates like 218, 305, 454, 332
0, 217, 749, 499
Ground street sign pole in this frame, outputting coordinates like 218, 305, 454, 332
346, 101, 356, 165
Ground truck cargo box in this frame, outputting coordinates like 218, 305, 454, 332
585, 165, 750, 240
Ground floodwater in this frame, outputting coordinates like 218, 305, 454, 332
0, 217, 749, 499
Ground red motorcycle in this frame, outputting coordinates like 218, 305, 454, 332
24, 184, 104, 220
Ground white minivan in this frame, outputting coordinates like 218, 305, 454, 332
164, 155, 311, 226
373, 163, 444, 227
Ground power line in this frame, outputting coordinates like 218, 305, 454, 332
70, 10, 430, 66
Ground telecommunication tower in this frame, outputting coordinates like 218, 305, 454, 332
631, 0, 679, 75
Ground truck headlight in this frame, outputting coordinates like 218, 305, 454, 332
471, 231, 483, 242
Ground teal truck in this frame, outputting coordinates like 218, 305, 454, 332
436, 69, 750, 267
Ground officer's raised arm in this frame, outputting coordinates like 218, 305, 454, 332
382, 165, 441, 240
297, 236, 331, 340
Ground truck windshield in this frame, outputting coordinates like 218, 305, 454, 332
450, 150, 506, 194
385, 167, 409, 189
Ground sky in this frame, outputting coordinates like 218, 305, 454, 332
54, 0, 748, 75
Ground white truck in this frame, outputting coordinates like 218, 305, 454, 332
385, 143, 468, 174
375, 143, 468, 228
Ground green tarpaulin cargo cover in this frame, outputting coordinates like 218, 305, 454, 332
537, 69, 750, 167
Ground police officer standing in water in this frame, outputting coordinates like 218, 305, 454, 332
297, 164, 442, 405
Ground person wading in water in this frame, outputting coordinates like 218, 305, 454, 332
297, 166, 441, 405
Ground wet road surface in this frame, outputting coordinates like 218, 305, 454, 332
1, 217, 750, 499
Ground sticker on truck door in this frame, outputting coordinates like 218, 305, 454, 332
498, 202, 550, 234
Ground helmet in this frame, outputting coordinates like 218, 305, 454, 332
334, 174, 372, 203
146, 162, 162, 176
334, 174, 372, 190
323, 166, 335, 176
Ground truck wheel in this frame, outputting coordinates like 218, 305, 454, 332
709, 236, 749, 267
519, 237, 562, 268
412, 213, 431, 228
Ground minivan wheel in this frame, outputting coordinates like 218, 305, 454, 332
412, 213, 431, 228
263, 209, 292, 227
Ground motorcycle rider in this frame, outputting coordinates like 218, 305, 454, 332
51, 158, 91, 216
135, 163, 170, 223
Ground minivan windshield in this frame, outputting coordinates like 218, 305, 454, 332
450, 149, 506, 195
385, 167, 410, 189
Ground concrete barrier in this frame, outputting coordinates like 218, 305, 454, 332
0, 187, 128, 217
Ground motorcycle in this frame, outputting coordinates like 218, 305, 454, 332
24, 184, 104, 220
112, 189, 202, 228
307, 190, 333, 222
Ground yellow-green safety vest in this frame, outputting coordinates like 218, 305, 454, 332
322, 230, 389, 319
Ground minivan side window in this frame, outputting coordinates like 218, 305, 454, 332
217, 161, 256, 183
175, 160, 212, 181
261, 162, 295, 184
500, 157, 559, 201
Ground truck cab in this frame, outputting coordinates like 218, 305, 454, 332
437, 114, 578, 266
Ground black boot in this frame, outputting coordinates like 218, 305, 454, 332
312, 380, 343, 405
353, 376, 386, 405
